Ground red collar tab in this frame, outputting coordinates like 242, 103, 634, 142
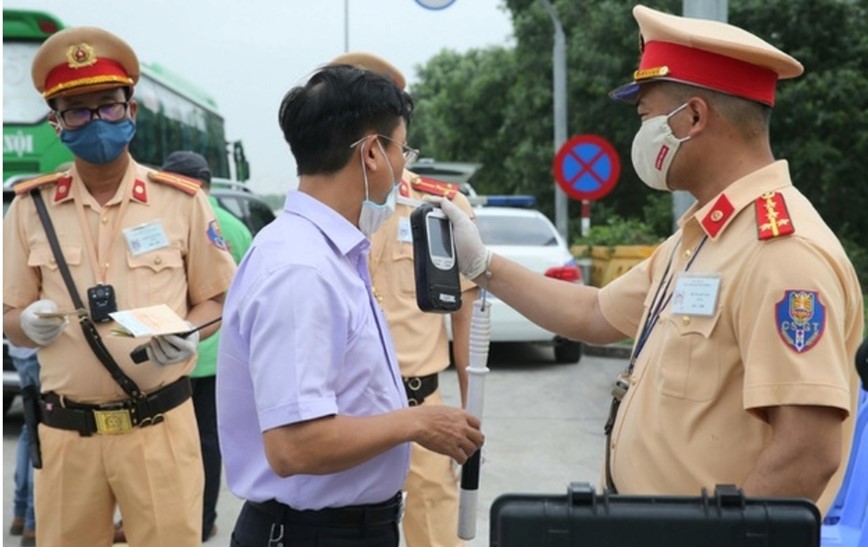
411, 176, 459, 200
700, 194, 735, 238
755, 192, 794, 240
639, 41, 779, 106
52, 176, 74, 202
132, 179, 148, 203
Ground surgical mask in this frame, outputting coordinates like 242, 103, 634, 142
358, 140, 399, 237
60, 118, 136, 164
630, 103, 690, 191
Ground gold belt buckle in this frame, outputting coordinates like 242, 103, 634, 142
93, 409, 133, 434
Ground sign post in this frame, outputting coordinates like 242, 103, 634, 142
552, 134, 621, 236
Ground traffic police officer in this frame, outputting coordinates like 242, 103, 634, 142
434, 4, 863, 515
331, 52, 479, 547
3, 26, 236, 546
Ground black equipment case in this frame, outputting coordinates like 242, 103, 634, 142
490, 483, 820, 547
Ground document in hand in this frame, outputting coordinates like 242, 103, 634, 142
109, 304, 189, 338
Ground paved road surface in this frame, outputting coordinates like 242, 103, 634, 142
3, 343, 626, 546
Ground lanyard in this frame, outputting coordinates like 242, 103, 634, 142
72, 178, 132, 285
626, 234, 708, 373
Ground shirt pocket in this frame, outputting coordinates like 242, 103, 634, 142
28, 243, 82, 271
656, 309, 722, 402
126, 247, 184, 296
27, 244, 82, 302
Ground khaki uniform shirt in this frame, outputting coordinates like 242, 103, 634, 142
368, 172, 475, 377
3, 160, 236, 403
599, 161, 863, 513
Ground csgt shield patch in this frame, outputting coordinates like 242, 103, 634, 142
775, 290, 825, 353
207, 219, 229, 252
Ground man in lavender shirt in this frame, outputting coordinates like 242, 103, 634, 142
217, 65, 484, 547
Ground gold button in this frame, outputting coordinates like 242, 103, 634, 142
682, 316, 691, 325
711, 210, 724, 222
154, 257, 162, 265
611, 442, 616, 450
101, 216, 109, 224
630, 376, 637, 385
49, 258, 56, 264
684, 249, 692, 258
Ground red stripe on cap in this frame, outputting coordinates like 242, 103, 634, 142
640, 41, 779, 106
44, 58, 131, 98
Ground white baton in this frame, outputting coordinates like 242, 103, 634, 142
458, 296, 491, 540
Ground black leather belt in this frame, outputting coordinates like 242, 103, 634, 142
40, 377, 192, 436
249, 492, 402, 528
402, 373, 438, 406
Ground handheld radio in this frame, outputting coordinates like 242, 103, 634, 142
410, 203, 462, 313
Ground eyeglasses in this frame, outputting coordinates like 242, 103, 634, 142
56, 102, 129, 129
350, 134, 419, 164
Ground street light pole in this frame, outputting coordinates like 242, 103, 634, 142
671, 0, 727, 230
344, 0, 349, 53
539, 0, 569, 241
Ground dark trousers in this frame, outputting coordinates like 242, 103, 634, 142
191, 375, 221, 540
230, 501, 400, 547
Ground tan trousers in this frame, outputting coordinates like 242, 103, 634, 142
35, 399, 203, 547
402, 390, 464, 547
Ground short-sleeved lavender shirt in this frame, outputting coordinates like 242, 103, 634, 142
217, 191, 409, 509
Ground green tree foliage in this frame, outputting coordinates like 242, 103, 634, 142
409, 0, 868, 288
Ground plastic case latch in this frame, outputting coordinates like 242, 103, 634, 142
714, 484, 745, 509
568, 482, 596, 506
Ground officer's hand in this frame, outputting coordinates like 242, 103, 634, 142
411, 405, 484, 464
20, 299, 67, 346
427, 197, 491, 280
146, 326, 199, 366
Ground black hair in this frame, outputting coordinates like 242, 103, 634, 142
660, 81, 772, 139
278, 64, 414, 175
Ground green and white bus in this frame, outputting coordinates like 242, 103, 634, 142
3, 8, 249, 183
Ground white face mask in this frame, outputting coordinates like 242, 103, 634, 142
630, 103, 691, 191
358, 140, 399, 237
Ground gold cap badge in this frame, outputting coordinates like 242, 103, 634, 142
66, 43, 97, 69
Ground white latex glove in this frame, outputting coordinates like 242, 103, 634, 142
431, 197, 492, 280
146, 323, 199, 366
20, 299, 67, 346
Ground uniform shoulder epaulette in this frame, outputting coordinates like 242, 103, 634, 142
147, 171, 201, 196
13, 172, 70, 195
755, 191, 795, 240
410, 175, 460, 200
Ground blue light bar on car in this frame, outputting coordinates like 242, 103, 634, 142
476, 195, 537, 208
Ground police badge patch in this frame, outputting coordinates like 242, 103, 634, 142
207, 220, 229, 252
775, 290, 826, 353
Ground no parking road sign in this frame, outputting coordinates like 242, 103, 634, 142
553, 134, 621, 201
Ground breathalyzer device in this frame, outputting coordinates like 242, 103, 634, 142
410, 203, 462, 313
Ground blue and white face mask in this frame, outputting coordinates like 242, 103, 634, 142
60, 118, 137, 164
358, 140, 399, 237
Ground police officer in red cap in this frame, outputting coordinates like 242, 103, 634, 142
3, 26, 236, 546
433, 4, 863, 516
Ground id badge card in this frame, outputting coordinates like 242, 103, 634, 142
670, 273, 721, 317
397, 217, 412, 243
123, 220, 169, 256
